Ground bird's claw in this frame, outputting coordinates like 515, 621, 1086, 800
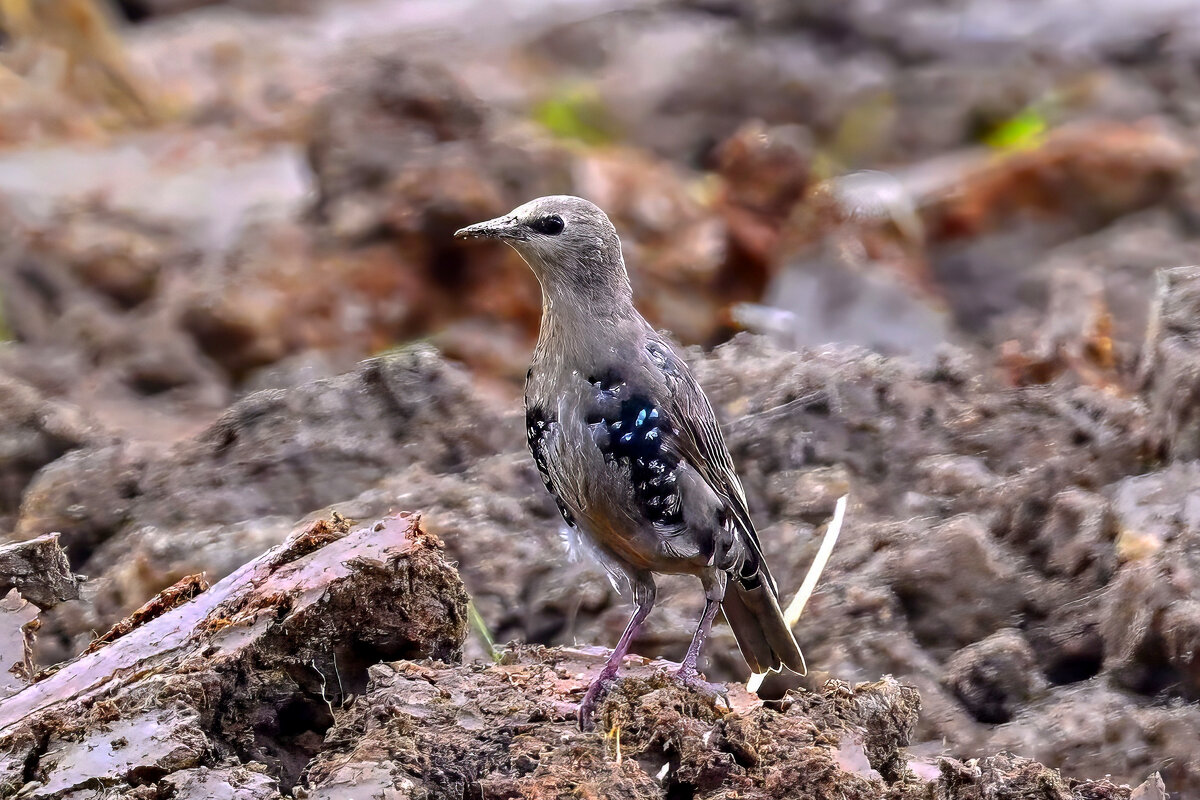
673, 666, 729, 706
579, 671, 618, 731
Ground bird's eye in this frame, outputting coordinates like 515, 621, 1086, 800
529, 215, 565, 236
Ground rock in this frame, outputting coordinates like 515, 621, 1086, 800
916, 121, 1194, 340
1098, 559, 1199, 697
0, 533, 81, 609
308, 55, 552, 245
1093, 459, 1200, 700
0, 588, 38, 701
162, 764, 282, 800
14, 443, 153, 565
1031, 489, 1119, 588
1109, 461, 1200, 559
17, 345, 504, 549
0, 0, 164, 143
986, 681, 1200, 798
808, 677, 921, 783
997, 267, 1122, 389
1131, 773, 1167, 800
304, 53, 790, 356
715, 120, 814, 271
0, 202, 226, 408
0, 371, 97, 533
81, 572, 209, 655
0, 513, 468, 797
17, 346, 507, 660
569, 148, 730, 345
1141, 266, 1200, 461
884, 517, 1026, 654
751, 258, 957, 359
936, 752, 1125, 800
1000, 211, 1200, 373
944, 629, 1046, 724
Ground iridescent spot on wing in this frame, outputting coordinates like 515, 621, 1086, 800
586, 374, 683, 529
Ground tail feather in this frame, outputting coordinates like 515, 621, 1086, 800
721, 579, 806, 676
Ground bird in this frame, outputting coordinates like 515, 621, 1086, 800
455, 195, 805, 728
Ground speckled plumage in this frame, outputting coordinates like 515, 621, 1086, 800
456, 196, 804, 726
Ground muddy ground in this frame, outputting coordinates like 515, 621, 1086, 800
2, 0, 1200, 797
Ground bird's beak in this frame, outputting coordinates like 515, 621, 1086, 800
454, 214, 522, 240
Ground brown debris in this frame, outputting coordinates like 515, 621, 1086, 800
936, 753, 1115, 800
920, 121, 1194, 242
296, 650, 1139, 800
998, 270, 1124, 390
0, 512, 469, 797
301, 649, 918, 800
0, 200, 227, 435
267, 510, 353, 567
0, 0, 165, 145
82, 572, 210, 656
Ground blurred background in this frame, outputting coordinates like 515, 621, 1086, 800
4, 0, 1200, 793
4, 0, 1200, 417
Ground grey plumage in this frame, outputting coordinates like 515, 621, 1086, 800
455, 195, 804, 725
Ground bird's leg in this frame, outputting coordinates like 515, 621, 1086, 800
579, 577, 655, 730
674, 573, 728, 700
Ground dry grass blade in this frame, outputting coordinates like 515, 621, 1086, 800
747, 493, 847, 694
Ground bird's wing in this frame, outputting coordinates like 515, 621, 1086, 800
643, 338, 777, 595
644, 337, 808, 674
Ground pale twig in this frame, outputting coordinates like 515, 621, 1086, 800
747, 494, 848, 694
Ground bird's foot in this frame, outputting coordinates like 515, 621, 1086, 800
579, 671, 618, 731
673, 665, 729, 707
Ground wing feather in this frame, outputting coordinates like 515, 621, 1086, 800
644, 338, 778, 595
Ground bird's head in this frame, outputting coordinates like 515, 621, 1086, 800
455, 195, 631, 311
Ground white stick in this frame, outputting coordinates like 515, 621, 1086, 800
747, 493, 848, 694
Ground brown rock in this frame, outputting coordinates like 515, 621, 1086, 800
921, 121, 1195, 243
18, 346, 507, 661
944, 630, 1046, 724
884, 516, 1025, 654
986, 681, 1200, 797
0, 202, 222, 404
0, 372, 97, 533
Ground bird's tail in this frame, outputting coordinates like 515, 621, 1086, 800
721, 575, 807, 676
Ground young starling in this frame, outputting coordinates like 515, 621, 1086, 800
456, 196, 805, 727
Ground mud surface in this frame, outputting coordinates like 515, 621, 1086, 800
0, 511, 1158, 800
